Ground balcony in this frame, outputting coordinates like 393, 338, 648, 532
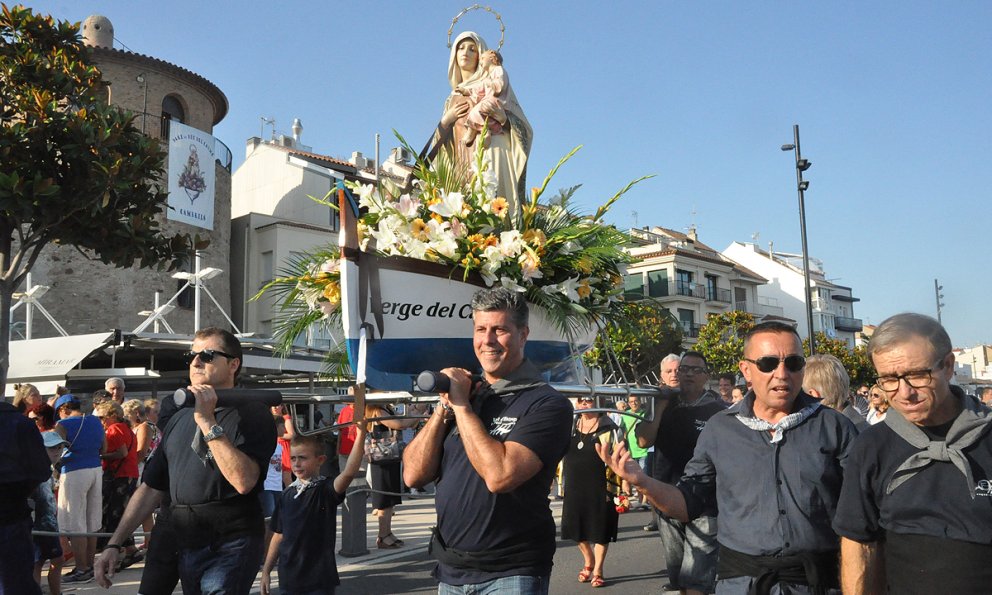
673, 281, 706, 299
682, 323, 702, 338
733, 300, 750, 312
706, 287, 732, 303
834, 316, 863, 332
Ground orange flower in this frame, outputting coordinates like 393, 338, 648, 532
430, 212, 444, 224
577, 279, 592, 299
483, 234, 499, 248
522, 228, 547, 251
411, 218, 429, 241
322, 281, 341, 304
491, 197, 509, 218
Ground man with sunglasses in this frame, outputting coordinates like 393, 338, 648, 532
635, 351, 725, 595
95, 327, 276, 594
834, 313, 992, 594
601, 321, 856, 594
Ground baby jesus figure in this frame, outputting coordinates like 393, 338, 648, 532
455, 50, 508, 147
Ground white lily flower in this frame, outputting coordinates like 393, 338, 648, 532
428, 190, 464, 218
430, 236, 459, 259
500, 276, 527, 293
397, 194, 420, 218
558, 276, 582, 302
519, 252, 544, 282
499, 230, 524, 258
450, 218, 468, 238
559, 240, 582, 255
356, 183, 382, 213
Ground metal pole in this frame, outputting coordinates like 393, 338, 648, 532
934, 278, 943, 324
194, 251, 202, 332
25, 273, 33, 340
791, 125, 816, 354
153, 291, 162, 334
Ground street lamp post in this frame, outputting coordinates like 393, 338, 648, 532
934, 278, 945, 323
781, 124, 816, 355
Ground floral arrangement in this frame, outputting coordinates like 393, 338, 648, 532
353, 133, 649, 338
255, 132, 650, 354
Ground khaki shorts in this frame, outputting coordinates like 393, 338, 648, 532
58, 466, 103, 534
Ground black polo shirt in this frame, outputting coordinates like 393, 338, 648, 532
271, 477, 346, 591
833, 392, 992, 594
652, 391, 727, 486
433, 361, 573, 586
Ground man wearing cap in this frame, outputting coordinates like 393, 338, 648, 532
601, 321, 857, 594
95, 327, 275, 593
0, 394, 52, 594
54, 393, 106, 584
834, 313, 992, 594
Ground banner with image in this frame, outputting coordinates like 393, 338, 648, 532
167, 121, 216, 230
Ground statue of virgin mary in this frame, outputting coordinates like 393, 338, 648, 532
435, 31, 532, 219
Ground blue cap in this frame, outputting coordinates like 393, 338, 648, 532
53, 394, 79, 411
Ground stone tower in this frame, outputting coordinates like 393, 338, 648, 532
19, 15, 233, 339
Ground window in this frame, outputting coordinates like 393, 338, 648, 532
676, 269, 694, 296
623, 273, 644, 300
678, 309, 696, 337
260, 251, 274, 289
160, 94, 186, 139
706, 275, 718, 301
647, 270, 668, 297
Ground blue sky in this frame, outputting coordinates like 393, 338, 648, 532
29, 1, 992, 347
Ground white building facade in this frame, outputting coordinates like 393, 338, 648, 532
624, 227, 767, 343
722, 241, 863, 346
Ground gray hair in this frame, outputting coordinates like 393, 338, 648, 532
661, 353, 681, 366
803, 354, 850, 411
471, 287, 528, 328
869, 313, 951, 363
105, 377, 125, 390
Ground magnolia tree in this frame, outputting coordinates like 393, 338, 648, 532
803, 332, 875, 387
695, 310, 756, 375
582, 298, 684, 384
0, 5, 200, 389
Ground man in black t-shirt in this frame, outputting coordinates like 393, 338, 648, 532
835, 313, 992, 594
403, 288, 573, 595
95, 327, 276, 594
635, 351, 725, 594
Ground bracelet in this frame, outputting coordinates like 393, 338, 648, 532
104, 543, 124, 552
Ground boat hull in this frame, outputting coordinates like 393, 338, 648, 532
340, 253, 594, 391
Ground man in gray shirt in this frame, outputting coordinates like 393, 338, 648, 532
600, 321, 857, 594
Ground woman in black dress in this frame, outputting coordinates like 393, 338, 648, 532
366, 404, 418, 549
561, 396, 620, 588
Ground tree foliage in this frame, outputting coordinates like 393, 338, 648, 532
804, 332, 875, 387
695, 310, 756, 375
0, 5, 199, 385
583, 298, 683, 384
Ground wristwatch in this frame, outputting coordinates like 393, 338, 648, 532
203, 424, 225, 442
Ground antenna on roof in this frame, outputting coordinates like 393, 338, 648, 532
631, 210, 638, 228
260, 116, 275, 140
751, 232, 760, 243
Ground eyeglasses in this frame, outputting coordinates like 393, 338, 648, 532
577, 398, 595, 404
678, 365, 709, 376
875, 368, 938, 393
184, 349, 237, 365
744, 355, 806, 373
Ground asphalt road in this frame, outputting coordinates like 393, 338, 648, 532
337, 504, 672, 594
53, 500, 675, 594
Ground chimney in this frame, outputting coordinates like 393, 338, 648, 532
687, 225, 698, 242
291, 118, 303, 144
246, 137, 261, 158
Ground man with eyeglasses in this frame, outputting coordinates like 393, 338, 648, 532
834, 313, 992, 594
602, 321, 856, 594
95, 327, 276, 593
635, 351, 725, 594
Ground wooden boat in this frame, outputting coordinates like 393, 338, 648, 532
336, 187, 595, 391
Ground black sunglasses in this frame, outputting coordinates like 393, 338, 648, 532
744, 355, 806, 374
184, 349, 237, 365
